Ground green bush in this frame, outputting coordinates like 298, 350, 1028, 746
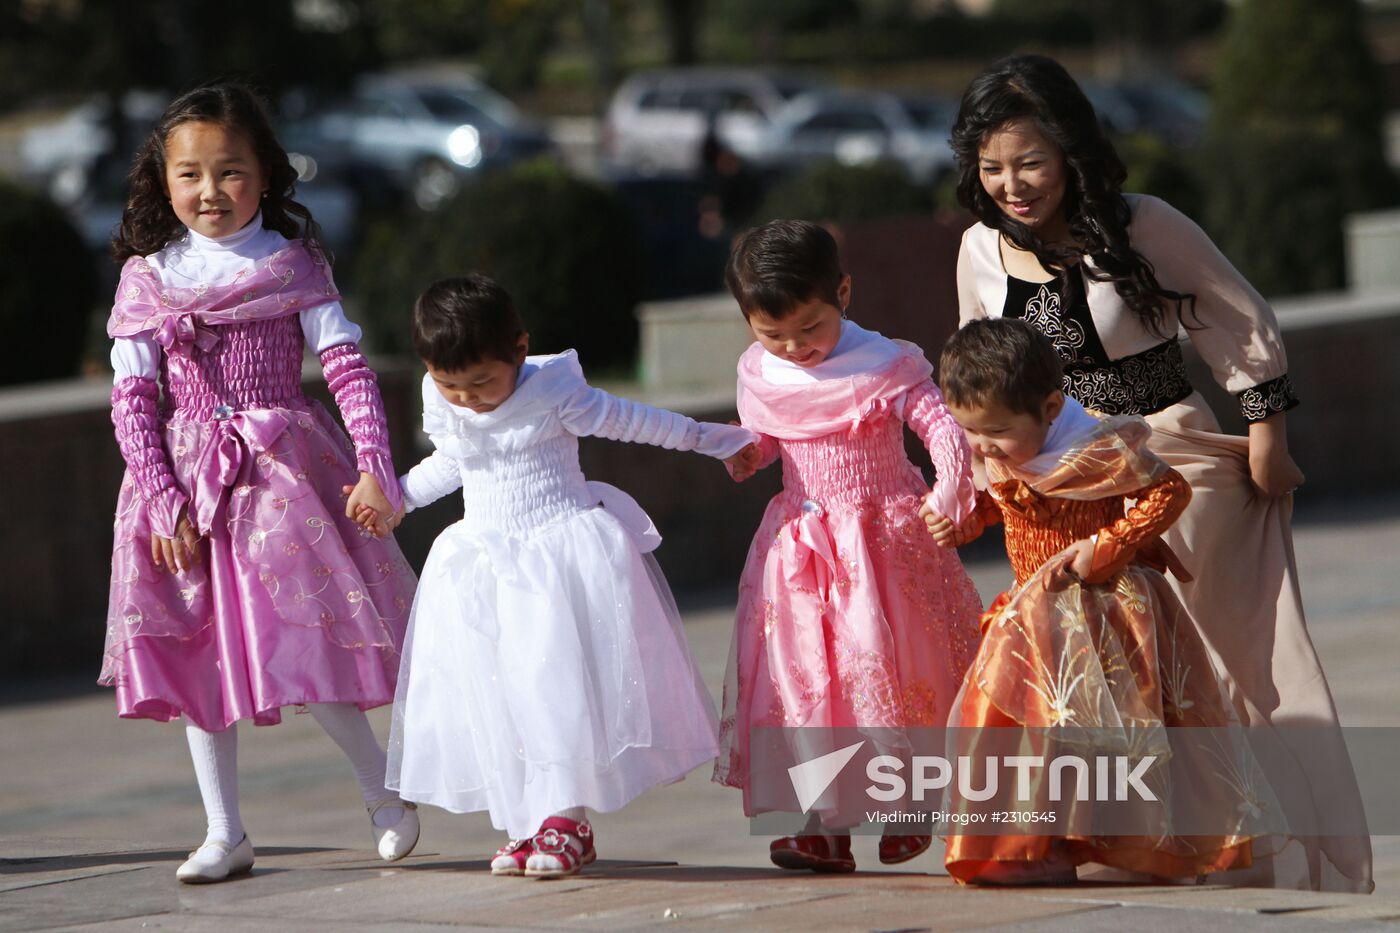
0, 180, 98, 385
758, 161, 933, 226
1203, 0, 1399, 295
1117, 132, 1203, 223
352, 159, 645, 370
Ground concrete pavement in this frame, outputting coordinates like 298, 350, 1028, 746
3, 495, 1399, 931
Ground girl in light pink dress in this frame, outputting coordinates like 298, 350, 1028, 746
713, 220, 984, 872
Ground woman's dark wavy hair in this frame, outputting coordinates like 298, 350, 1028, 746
951, 54, 1193, 336
112, 82, 325, 263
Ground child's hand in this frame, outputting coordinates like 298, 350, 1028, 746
151, 509, 201, 572
1060, 538, 1096, 581
344, 474, 394, 537
725, 442, 763, 482
918, 499, 975, 548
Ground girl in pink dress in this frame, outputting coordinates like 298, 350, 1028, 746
100, 84, 419, 883
714, 220, 984, 871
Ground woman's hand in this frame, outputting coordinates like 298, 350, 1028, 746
151, 509, 200, 572
1248, 415, 1304, 498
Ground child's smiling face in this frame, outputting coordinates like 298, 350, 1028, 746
162, 120, 267, 239
745, 275, 851, 368
426, 336, 529, 414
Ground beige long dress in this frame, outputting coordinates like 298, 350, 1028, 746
955, 194, 1372, 893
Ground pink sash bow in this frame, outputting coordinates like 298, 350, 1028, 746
188, 410, 291, 535
781, 502, 839, 602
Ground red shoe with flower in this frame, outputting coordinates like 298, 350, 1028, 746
490, 837, 534, 876
524, 817, 597, 878
769, 834, 856, 873
879, 833, 932, 865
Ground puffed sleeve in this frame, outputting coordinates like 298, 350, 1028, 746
300, 301, 363, 353
1129, 196, 1299, 422
110, 334, 160, 382
957, 225, 990, 326
398, 374, 463, 512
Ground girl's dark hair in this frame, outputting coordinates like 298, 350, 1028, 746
950, 54, 1193, 336
940, 318, 1063, 418
413, 274, 526, 371
112, 82, 325, 262
725, 219, 844, 319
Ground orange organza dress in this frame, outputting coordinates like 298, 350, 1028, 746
945, 414, 1264, 883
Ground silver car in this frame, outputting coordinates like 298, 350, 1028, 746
284, 73, 555, 209
602, 67, 821, 178
748, 89, 956, 186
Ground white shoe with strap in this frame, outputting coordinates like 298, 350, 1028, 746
368, 797, 420, 861
176, 835, 255, 883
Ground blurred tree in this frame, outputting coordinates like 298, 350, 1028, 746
0, 180, 99, 385
658, 0, 704, 65
1203, 0, 1398, 295
353, 160, 645, 368
759, 161, 932, 225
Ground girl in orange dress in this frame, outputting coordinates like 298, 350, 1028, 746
924, 319, 1267, 885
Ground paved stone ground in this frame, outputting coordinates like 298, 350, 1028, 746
3, 495, 1398, 931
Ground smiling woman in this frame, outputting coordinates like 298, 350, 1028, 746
944, 53, 1373, 894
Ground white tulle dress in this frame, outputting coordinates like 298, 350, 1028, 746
385, 351, 753, 838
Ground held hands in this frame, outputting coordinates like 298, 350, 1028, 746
349, 501, 406, 538
151, 509, 201, 572
343, 473, 399, 538
725, 441, 764, 483
917, 499, 978, 548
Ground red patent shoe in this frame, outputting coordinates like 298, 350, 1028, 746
769, 834, 856, 873
878, 833, 932, 865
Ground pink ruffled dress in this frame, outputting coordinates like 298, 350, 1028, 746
713, 322, 984, 823
100, 237, 417, 732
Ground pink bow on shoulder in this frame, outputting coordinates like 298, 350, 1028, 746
849, 396, 892, 437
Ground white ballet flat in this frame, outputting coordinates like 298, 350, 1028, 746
176, 835, 254, 883
368, 797, 420, 861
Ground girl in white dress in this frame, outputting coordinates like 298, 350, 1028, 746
378, 275, 757, 877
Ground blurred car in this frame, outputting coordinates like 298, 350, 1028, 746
19, 91, 166, 207
602, 67, 823, 179
282, 73, 556, 209
745, 89, 957, 185
1081, 76, 1208, 147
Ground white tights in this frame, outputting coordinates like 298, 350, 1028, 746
184, 703, 395, 847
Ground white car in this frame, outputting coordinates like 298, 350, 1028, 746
749, 89, 956, 186
602, 68, 821, 178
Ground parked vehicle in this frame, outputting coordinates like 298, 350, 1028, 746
19, 91, 166, 207
1081, 76, 1208, 147
282, 72, 556, 209
602, 67, 823, 179
746, 89, 956, 186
